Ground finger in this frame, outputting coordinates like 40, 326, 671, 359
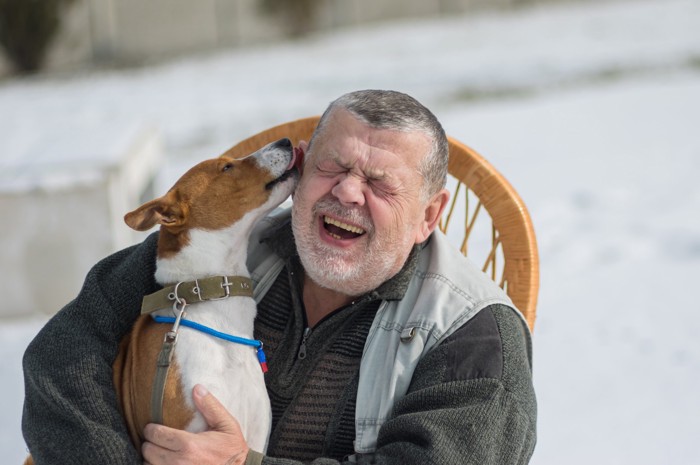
143, 422, 187, 451
142, 439, 177, 465
192, 384, 240, 433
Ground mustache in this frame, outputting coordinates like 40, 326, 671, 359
313, 197, 373, 233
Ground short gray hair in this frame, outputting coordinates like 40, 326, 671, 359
310, 90, 448, 200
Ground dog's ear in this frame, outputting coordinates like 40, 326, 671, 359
124, 193, 187, 231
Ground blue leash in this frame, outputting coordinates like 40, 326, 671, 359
152, 315, 268, 372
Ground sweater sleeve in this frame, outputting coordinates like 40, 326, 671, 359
261, 304, 537, 465
22, 233, 160, 465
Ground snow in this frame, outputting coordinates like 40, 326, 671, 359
2, 0, 699, 462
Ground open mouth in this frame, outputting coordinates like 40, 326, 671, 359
323, 215, 366, 240
265, 166, 297, 190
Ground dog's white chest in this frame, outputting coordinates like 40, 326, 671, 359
165, 300, 272, 452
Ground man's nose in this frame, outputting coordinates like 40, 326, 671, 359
331, 174, 365, 206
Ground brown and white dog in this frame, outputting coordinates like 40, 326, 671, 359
116, 138, 298, 453
24, 138, 298, 464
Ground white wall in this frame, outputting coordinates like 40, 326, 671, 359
0, 127, 162, 318
1, 182, 113, 317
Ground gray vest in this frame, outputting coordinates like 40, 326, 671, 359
246, 208, 525, 456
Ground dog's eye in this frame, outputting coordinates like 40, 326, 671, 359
222, 163, 234, 172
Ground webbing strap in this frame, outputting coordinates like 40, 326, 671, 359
150, 304, 186, 425
151, 338, 176, 425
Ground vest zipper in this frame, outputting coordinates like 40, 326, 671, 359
297, 327, 312, 360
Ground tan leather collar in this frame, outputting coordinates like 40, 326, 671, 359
141, 275, 254, 314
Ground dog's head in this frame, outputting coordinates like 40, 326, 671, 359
125, 138, 298, 248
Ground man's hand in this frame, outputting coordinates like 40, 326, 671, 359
142, 384, 250, 465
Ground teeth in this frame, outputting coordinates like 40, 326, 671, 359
324, 216, 365, 234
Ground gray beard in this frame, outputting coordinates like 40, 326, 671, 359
292, 198, 397, 296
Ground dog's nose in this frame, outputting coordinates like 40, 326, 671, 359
272, 138, 292, 150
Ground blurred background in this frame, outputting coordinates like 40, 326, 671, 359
1, 0, 699, 462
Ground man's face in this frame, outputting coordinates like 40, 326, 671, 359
291, 109, 436, 297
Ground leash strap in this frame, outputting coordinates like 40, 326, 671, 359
151, 338, 176, 425
141, 276, 254, 315
150, 301, 187, 425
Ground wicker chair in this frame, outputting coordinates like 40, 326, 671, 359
223, 117, 539, 331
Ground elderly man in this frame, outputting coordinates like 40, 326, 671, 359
23, 90, 536, 465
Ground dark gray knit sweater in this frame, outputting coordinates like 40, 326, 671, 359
22, 225, 536, 464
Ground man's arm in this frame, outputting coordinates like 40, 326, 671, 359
143, 304, 536, 465
22, 233, 160, 464
370, 304, 536, 464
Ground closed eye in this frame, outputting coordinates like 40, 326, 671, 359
317, 167, 344, 176
369, 180, 397, 198
316, 160, 348, 176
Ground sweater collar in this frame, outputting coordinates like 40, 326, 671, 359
259, 214, 423, 302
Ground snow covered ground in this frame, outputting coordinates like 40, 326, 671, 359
2, 0, 699, 462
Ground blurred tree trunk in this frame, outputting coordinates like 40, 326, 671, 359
260, 0, 321, 37
0, 0, 74, 73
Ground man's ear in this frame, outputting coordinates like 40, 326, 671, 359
295, 140, 308, 175
124, 192, 187, 231
414, 188, 450, 244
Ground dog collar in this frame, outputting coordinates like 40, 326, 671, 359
140, 275, 254, 315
